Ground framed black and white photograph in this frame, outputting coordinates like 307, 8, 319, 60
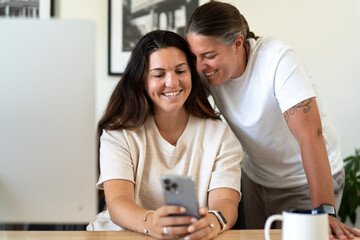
108, 0, 202, 75
0, 0, 54, 18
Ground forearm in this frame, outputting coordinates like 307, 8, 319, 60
300, 134, 335, 208
284, 97, 335, 209
104, 180, 150, 233
106, 195, 149, 233
208, 189, 240, 230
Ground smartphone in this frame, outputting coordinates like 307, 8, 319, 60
161, 174, 200, 219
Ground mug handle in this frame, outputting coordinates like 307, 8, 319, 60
264, 214, 283, 240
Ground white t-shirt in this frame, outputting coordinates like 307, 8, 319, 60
208, 37, 343, 188
88, 115, 243, 231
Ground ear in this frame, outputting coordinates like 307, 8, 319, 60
233, 34, 245, 53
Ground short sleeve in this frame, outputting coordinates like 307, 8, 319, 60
274, 49, 316, 113
96, 129, 135, 189
209, 125, 243, 195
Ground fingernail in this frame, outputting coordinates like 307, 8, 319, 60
180, 207, 186, 212
190, 217, 197, 223
184, 236, 190, 240
188, 225, 194, 232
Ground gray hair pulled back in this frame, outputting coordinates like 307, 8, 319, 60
186, 1, 258, 45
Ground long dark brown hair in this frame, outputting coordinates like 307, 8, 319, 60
186, 1, 259, 45
98, 30, 219, 141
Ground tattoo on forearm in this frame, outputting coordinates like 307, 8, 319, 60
284, 98, 312, 122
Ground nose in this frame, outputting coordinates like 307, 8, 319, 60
196, 58, 206, 72
165, 73, 179, 87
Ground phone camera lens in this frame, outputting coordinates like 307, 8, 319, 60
171, 183, 178, 190
163, 179, 170, 184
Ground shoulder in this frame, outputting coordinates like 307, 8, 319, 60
190, 116, 236, 139
101, 129, 125, 143
252, 36, 293, 55
191, 115, 226, 128
248, 37, 298, 72
101, 119, 149, 144
187, 116, 243, 155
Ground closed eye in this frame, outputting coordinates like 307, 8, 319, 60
205, 54, 216, 60
153, 73, 165, 78
200, 50, 217, 60
176, 70, 187, 74
175, 63, 189, 75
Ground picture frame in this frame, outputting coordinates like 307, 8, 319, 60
40, 0, 55, 18
108, 0, 200, 75
0, 0, 54, 18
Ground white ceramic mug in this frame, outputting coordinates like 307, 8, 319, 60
264, 209, 329, 240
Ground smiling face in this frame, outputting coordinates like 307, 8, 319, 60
145, 47, 192, 116
187, 33, 244, 86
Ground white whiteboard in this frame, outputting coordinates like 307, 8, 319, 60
0, 19, 97, 223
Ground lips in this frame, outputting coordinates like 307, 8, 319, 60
204, 70, 218, 77
162, 90, 182, 97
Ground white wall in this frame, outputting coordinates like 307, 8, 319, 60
56, 0, 359, 226
55, 0, 119, 122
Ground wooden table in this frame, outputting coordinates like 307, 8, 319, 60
1, 229, 360, 239
0, 230, 280, 240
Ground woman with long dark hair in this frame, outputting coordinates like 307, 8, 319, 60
87, 30, 243, 240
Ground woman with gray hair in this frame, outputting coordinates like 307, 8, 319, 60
186, 1, 359, 239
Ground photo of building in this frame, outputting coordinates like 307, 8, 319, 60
0, 0, 39, 17
122, 0, 198, 51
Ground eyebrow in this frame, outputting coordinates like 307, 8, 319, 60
200, 51, 216, 56
149, 62, 187, 72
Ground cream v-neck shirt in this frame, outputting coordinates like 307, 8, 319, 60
90, 115, 243, 230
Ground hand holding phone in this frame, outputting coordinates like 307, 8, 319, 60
161, 174, 200, 219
